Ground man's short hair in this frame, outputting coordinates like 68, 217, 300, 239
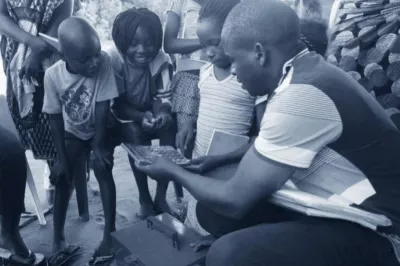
222, 0, 301, 50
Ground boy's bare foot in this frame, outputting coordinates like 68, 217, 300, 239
52, 239, 69, 254
88, 238, 114, 265
137, 201, 156, 220
0, 230, 30, 256
79, 213, 90, 222
154, 198, 172, 216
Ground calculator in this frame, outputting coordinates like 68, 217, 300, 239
122, 144, 191, 166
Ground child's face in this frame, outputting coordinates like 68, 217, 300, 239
125, 25, 158, 68
62, 42, 103, 78
197, 19, 231, 69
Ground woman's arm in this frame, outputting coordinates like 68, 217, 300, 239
43, 0, 73, 38
0, 0, 73, 57
0, 0, 40, 47
163, 11, 204, 55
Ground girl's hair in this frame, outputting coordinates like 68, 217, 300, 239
198, 0, 240, 25
112, 7, 163, 54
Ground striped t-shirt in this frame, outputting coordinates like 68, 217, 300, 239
255, 51, 400, 235
193, 64, 256, 158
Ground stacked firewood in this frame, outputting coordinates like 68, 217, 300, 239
328, 0, 400, 123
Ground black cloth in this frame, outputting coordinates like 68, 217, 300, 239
0, 125, 27, 215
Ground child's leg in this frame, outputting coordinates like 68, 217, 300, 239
120, 122, 155, 219
90, 140, 116, 256
74, 148, 89, 221
53, 138, 86, 253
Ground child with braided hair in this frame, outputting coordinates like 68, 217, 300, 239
106, 8, 176, 220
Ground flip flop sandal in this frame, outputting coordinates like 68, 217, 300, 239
47, 246, 81, 266
0, 248, 44, 265
87, 249, 114, 266
21, 212, 36, 218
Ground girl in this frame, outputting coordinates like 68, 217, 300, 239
108, 8, 178, 220
164, 0, 208, 155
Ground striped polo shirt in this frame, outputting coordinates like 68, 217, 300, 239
193, 63, 256, 158
255, 51, 400, 234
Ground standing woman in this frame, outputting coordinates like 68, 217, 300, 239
0, 0, 73, 165
164, 0, 208, 156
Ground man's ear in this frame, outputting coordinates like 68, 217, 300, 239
253, 42, 268, 67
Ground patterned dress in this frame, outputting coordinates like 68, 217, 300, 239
0, 0, 64, 160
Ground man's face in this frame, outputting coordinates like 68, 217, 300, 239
197, 20, 231, 69
63, 40, 102, 78
222, 37, 269, 97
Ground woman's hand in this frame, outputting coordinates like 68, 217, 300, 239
18, 52, 43, 83
135, 156, 179, 182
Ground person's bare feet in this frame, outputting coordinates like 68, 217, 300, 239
79, 212, 90, 222
89, 237, 114, 264
154, 198, 172, 216
137, 200, 156, 220
52, 238, 69, 254
0, 230, 30, 256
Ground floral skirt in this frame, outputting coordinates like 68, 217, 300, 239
171, 71, 200, 131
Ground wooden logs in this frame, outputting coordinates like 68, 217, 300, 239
327, 0, 400, 105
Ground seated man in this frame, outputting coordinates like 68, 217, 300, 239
0, 125, 44, 265
43, 17, 119, 265
136, 1, 400, 265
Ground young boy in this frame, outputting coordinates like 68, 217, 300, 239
42, 17, 118, 264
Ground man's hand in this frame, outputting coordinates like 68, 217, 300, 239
92, 146, 112, 172
176, 121, 195, 153
154, 112, 173, 130
141, 111, 157, 132
50, 159, 72, 185
134, 155, 180, 181
190, 235, 215, 252
184, 155, 219, 174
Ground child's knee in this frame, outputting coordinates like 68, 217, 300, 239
90, 151, 114, 174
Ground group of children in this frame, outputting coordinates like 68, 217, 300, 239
41, 0, 268, 264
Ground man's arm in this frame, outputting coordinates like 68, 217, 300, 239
171, 85, 343, 218
170, 146, 295, 219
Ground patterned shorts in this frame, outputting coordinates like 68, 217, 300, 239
171, 71, 200, 131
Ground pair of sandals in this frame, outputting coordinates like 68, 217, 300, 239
0, 248, 44, 266
48, 246, 114, 266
